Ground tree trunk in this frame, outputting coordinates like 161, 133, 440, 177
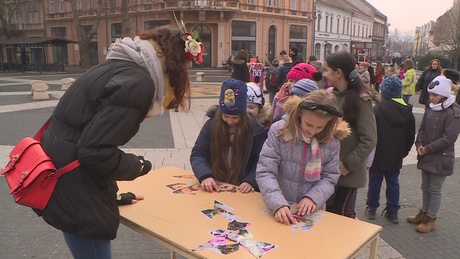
121, 0, 130, 37
79, 42, 91, 69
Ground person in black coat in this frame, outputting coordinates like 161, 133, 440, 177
36, 25, 199, 258
366, 76, 415, 223
416, 59, 442, 105
231, 50, 250, 82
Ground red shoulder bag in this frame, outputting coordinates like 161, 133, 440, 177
1, 118, 80, 210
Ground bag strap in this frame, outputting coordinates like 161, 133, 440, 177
53, 160, 81, 178
34, 117, 81, 175
34, 117, 52, 141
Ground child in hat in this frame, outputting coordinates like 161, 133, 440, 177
246, 82, 272, 128
407, 74, 460, 233
365, 76, 416, 223
272, 63, 322, 120
272, 78, 319, 123
256, 90, 350, 224
190, 78, 268, 193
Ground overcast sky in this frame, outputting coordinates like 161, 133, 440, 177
365, 0, 454, 34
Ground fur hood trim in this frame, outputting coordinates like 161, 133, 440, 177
257, 103, 273, 126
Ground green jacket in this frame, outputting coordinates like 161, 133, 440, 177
335, 91, 377, 188
402, 68, 416, 95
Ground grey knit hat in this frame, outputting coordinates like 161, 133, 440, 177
290, 79, 318, 97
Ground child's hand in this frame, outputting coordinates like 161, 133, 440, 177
237, 182, 255, 193
274, 206, 296, 225
201, 178, 219, 192
417, 146, 426, 156
297, 197, 316, 216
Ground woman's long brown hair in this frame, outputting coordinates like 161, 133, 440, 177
138, 26, 191, 111
209, 109, 253, 185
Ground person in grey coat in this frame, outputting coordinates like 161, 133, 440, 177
407, 74, 460, 233
256, 90, 350, 225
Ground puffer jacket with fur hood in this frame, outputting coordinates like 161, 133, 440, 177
256, 97, 351, 213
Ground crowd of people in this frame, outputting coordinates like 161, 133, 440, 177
223, 48, 460, 232
29, 24, 460, 258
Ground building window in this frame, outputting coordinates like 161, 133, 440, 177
315, 43, 321, 58
291, 0, 296, 10
89, 0, 94, 9
29, 11, 38, 23
77, 0, 82, 10
337, 18, 340, 34
342, 43, 348, 51
232, 21, 256, 55
325, 15, 328, 32
347, 20, 350, 34
144, 20, 171, 31
59, 0, 65, 12
330, 16, 333, 32
301, 0, 306, 11
109, 0, 116, 9
266, 0, 279, 7
50, 0, 55, 14
343, 19, 346, 34
111, 23, 122, 42
289, 25, 307, 61
353, 23, 356, 36
324, 43, 332, 58
248, 0, 255, 4
317, 14, 321, 31
51, 27, 68, 64
335, 45, 340, 52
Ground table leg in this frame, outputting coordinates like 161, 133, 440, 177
369, 235, 379, 259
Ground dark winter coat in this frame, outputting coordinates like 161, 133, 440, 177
371, 98, 415, 170
265, 65, 280, 93
190, 108, 267, 190
416, 68, 441, 105
277, 62, 293, 87
416, 103, 460, 176
35, 60, 154, 240
231, 58, 250, 82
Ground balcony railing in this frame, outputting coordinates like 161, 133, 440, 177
162, 0, 239, 10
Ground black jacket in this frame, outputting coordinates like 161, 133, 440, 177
35, 60, 154, 239
231, 58, 250, 82
277, 62, 293, 87
371, 98, 415, 170
416, 69, 440, 105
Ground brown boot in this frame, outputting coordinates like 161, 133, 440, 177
416, 215, 436, 233
407, 209, 426, 224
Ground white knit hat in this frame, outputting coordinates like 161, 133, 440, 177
246, 82, 265, 106
427, 75, 454, 98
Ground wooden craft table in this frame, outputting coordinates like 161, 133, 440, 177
117, 166, 382, 259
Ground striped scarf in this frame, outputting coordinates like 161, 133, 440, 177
299, 131, 322, 182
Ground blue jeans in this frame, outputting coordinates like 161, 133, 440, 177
402, 94, 411, 104
367, 169, 401, 213
63, 232, 112, 259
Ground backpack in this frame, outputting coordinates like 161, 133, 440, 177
269, 73, 278, 85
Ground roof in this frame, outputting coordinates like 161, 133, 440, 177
0, 37, 78, 46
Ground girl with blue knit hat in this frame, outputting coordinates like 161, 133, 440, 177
190, 78, 267, 193
407, 73, 460, 233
